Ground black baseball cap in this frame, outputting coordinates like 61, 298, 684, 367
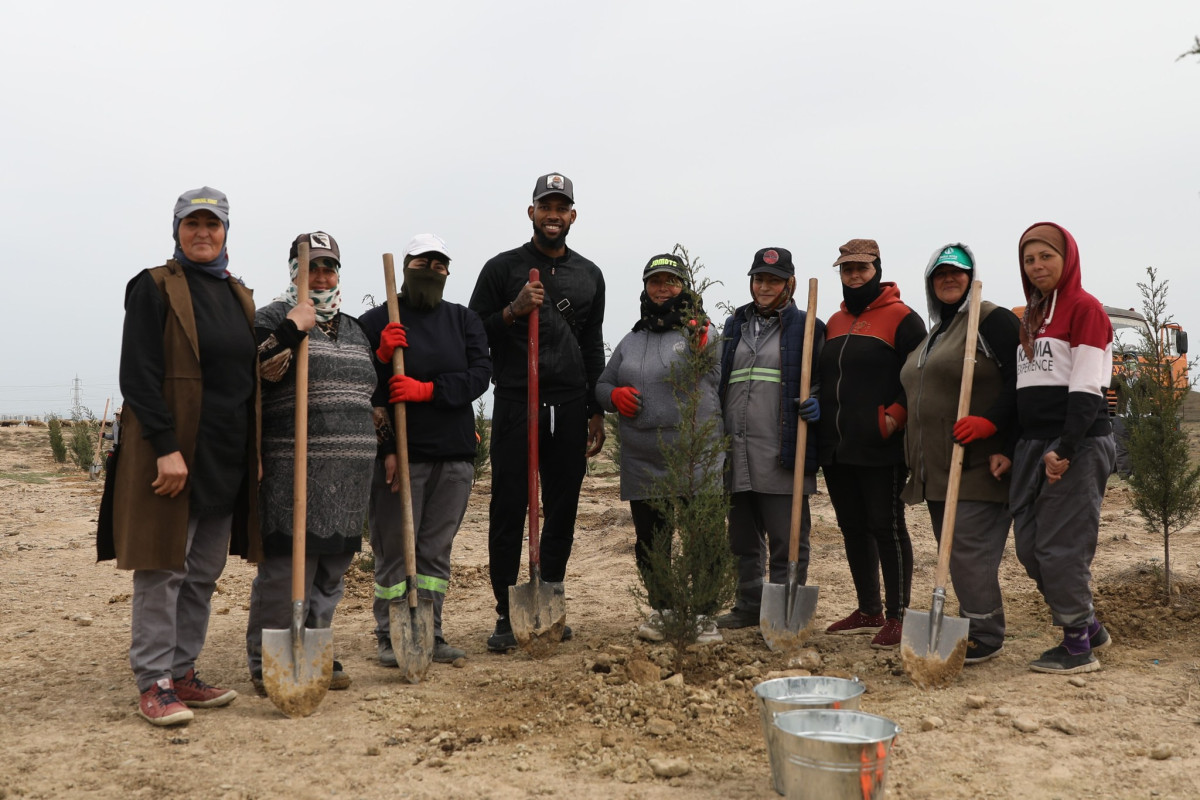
532, 172, 574, 203
747, 247, 794, 279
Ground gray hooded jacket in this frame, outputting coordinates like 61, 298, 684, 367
899, 243, 1020, 505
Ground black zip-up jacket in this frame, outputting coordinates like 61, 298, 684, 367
361, 299, 491, 463
469, 242, 606, 416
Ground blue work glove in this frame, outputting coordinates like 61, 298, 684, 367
795, 396, 820, 422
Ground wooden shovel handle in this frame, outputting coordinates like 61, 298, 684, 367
383, 254, 420, 609
788, 278, 819, 562
527, 268, 541, 570
292, 244, 310, 605
93, 397, 111, 465
933, 280, 983, 591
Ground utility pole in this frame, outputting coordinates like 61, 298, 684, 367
71, 376, 84, 418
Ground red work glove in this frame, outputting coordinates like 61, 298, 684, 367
610, 386, 642, 418
375, 322, 408, 363
389, 374, 434, 404
687, 318, 709, 349
953, 415, 997, 444
877, 403, 906, 439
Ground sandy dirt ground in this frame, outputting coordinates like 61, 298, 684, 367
3, 424, 1200, 800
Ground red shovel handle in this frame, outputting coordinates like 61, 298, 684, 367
527, 268, 540, 571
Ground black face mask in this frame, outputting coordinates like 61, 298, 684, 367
633, 288, 699, 333
841, 264, 883, 315
400, 268, 447, 310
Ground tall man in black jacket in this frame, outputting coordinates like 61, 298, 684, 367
469, 172, 606, 652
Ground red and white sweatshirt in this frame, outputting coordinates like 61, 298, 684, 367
1015, 222, 1113, 459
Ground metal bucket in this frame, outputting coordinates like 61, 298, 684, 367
773, 709, 900, 800
753, 676, 866, 795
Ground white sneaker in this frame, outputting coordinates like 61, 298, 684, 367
637, 611, 665, 642
695, 616, 723, 645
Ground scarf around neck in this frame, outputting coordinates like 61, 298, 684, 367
632, 289, 703, 333
275, 258, 341, 322
172, 219, 230, 280
841, 269, 883, 316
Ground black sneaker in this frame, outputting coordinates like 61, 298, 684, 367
964, 639, 1004, 665
714, 607, 759, 629
378, 638, 398, 668
1090, 623, 1112, 651
250, 671, 266, 697
433, 637, 467, 664
487, 616, 517, 653
329, 660, 351, 691
1029, 645, 1101, 675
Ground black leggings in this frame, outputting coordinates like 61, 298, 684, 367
822, 463, 912, 619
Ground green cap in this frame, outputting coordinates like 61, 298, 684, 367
932, 245, 973, 270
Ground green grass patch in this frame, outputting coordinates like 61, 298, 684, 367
0, 471, 52, 484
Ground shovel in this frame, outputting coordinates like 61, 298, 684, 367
383, 253, 435, 683
508, 267, 566, 657
90, 398, 111, 480
760, 278, 821, 651
901, 280, 983, 690
262, 242, 334, 717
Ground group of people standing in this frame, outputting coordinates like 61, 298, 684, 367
604, 226, 1117, 681
98, 175, 1117, 728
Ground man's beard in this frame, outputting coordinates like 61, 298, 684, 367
532, 220, 571, 251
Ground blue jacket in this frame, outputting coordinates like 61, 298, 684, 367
719, 301, 824, 474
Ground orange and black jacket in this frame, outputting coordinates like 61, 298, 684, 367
817, 282, 926, 467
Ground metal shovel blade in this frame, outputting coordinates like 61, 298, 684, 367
760, 582, 820, 652
389, 597, 435, 684
261, 614, 333, 718
508, 574, 566, 659
900, 598, 970, 690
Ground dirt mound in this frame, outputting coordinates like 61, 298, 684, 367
4, 426, 1200, 799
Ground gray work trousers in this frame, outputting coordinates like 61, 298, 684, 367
1011, 435, 1115, 628
926, 499, 1011, 647
130, 514, 230, 692
728, 487, 812, 610
369, 458, 472, 640
245, 548, 355, 675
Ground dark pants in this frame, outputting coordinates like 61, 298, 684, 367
488, 394, 587, 617
630, 500, 670, 611
823, 463, 912, 619
1011, 435, 1115, 628
728, 491, 811, 610
629, 498, 721, 616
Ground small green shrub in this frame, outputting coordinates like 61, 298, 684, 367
631, 245, 735, 669
473, 398, 490, 483
47, 415, 67, 463
69, 410, 98, 469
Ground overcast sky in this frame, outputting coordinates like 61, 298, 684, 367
4, 1, 1198, 417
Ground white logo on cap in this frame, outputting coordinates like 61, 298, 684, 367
943, 247, 954, 255
310, 233, 331, 249
547, 175, 565, 190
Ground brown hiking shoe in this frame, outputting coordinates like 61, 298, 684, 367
173, 669, 237, 708
138, 678, 194, 726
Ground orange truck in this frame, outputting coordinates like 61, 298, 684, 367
1105, 305, 1189, 414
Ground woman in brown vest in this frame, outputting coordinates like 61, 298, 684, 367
101, 187, 261, 726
